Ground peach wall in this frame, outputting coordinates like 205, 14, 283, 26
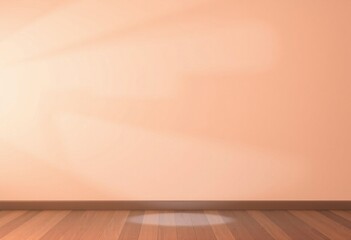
0, 0, 350, 200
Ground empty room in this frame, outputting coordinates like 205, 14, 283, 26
0, 0, 350, 239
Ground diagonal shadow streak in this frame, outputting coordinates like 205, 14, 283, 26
43, 73, 315, 159
0, 140, 107, 198
9, 0, 228, 66
39, 75, 314, 200
0, 0, 77, 42
45, 75, 241, 145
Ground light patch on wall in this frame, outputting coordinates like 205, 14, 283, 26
0, 0, 350, 201
0, 70, 42, 126
0, 0, 211, 65
0, 18, 279, 100
0, 76, 20, 117
0, 69, 51, 164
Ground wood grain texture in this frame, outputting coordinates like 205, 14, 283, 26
100, 211, 129, 239
0, 211, 27, 228
74, 211, 116, 240
118, 211, 144, 240
138, 211, 159, 240
44, 211, 94, 240
222, 211, 256, 240
0, 211, 68, 240
175, 212, 197, 240
320, 210, 351, 229
263, 211, 329, 240
0, 210, 348, 239
231, 211, 274, 240
40, 211, 85, 239
290, 210, 351, 240
158, 211, 177, 240
205, 210, 235, 240
0, 211, 38, 239
331, 210, 351, 222
189, 211, 216, 240
248, 210, 292, 240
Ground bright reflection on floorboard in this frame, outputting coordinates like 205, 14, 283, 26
128, 212, 235, 226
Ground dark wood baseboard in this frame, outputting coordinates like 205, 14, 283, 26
0, 201, 350, 210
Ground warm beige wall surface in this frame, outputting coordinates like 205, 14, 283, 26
0, 0, 350, 200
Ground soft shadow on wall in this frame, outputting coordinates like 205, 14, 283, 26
0, 0, 350, 200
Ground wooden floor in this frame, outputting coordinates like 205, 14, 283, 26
0, 210, 350, 239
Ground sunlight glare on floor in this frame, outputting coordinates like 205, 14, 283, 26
128, 211, 235, 226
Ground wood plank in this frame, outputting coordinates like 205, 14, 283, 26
118, 211, 144, 240
138, 211, 159, 240
0, 211, 27, 228
0, 210, 348, 239
54, 211, 96, 239
205, 210, 235, 240
175, 211, 197, 240
0, 211, 38, 239
231, 211, 274, 240
74, 211, 116, 240
189, 211, 216, 240
40, 211, 86, 239
320, 211, 351, 229
0, 211, 69, 240
100, 211, 129, 239
158, 211, 177, 240
222, 211, 255, 240
248, 210, 292, 240
264, 211, 329, 240
332, 210, 351, 222
290, 210, 351, 240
